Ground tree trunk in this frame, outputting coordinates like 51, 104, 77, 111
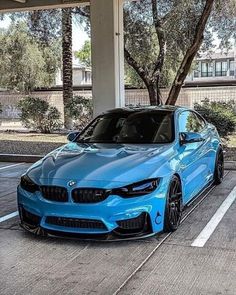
124, 48, 162, 106
62, 8, 73, 129
166, 0, 215, 105
147, 83, 161, 105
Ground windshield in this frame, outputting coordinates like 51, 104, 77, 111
76, 111, 174, 144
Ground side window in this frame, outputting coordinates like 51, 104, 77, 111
179, 111, 205, 133
195, 113, 206, 130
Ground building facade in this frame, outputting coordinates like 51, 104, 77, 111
186, 49, 236, 85
55, 63, 92, 87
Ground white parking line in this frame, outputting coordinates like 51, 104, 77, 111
0, 163, 25, 171
0, 211, 19, 223
191, 185, 236, 248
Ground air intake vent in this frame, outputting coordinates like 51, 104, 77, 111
20, 207, 41, 226
45, 216, 107, 230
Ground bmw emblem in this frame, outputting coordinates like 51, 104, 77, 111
68, 180, 76, 187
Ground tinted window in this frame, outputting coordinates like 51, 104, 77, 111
195, 113, 206, 130
77, 111, 174, 144
78, 114, 128, 143
179, 111, 205, 133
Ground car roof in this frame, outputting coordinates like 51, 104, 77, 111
104, 105, 189, 115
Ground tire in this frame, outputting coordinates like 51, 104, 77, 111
214, 147, 224, 185
164, 175, 183, 232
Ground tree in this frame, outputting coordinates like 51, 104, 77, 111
0, 14, 61, 92
26, 9, 63, 87
62, 8, 73, 129
27, 8, 74, 129
7, 9, 74, 129
76, 2, 219, 105
123, 0, 215, 105
125, 0, 236, 105
166, 0, 215, 105
211, 0, 236, 49
29, 8, 74, 129
28, 9, 62, 46
75, 40, 91, 67
0, 22, 47, 92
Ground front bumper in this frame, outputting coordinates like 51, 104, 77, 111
17, 182, 167, 240
19, 210, 156, 241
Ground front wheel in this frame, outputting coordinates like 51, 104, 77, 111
214, 148, 224, 185
164, 176, 183, 232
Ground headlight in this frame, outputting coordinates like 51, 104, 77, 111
112, 178, 159, 198
20, 175, 39, 193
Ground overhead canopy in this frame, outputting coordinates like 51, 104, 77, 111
0, 0, 89, 13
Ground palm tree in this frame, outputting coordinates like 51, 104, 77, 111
62, 8, 73, 129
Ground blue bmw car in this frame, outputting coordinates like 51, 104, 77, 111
18, 106, 224, 240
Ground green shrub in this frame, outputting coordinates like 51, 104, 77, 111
65, 96, 93, 130
18, 97, 62, 133
194, 99, 236, 139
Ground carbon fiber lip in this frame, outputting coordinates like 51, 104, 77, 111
19, 221, 156, 242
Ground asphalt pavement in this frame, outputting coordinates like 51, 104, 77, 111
0, 162, 235, 295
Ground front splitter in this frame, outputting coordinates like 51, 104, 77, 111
19, 222, 156, 242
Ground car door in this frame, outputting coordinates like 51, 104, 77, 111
178, 110, 210, 204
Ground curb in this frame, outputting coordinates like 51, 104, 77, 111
0, 154, 236, 170
0, 154, 43, 163
224, 161, 236, 171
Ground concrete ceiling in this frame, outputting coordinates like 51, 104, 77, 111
0, 0, 89, 13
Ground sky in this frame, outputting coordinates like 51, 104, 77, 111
72, 21, 90, 51
0, 15, 90, 52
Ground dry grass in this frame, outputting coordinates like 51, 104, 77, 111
0, 132, 67, 143
0, 132, 235, 146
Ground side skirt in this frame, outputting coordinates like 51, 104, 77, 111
184, 179, 215, 208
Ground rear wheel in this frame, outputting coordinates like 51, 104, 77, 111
164, 176, 183, 232
214, 148, 224, 185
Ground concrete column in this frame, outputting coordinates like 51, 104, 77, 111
234, 45, 236, 78
227, 59, 230, 77
90, 0, 125, 117
199, 61, 202, 78
212, 60, 216, 77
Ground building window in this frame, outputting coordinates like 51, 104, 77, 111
230, 60, 235, 76
87, 72, 91, 83
215, 61, 228, 76
194, 71, 199, 78
82, 71, 91, 84
201, 62, 213, 77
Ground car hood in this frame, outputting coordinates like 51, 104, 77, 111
27, 142, 175, 188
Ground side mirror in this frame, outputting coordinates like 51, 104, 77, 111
67, 131, 80, 142
180, 132, 204, 145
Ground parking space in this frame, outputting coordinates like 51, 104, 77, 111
0, 163, 236, 295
